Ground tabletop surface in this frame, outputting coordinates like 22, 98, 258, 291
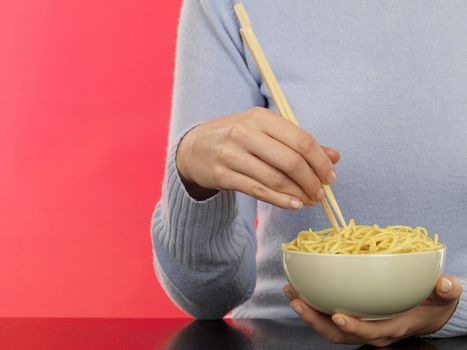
1, 318, 466, 350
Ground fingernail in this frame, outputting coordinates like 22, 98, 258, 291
289, 198, 303, 209
326, 170, 336, 184
441, 279, 452, 293
316, 188, 325, 201
283, 289, 294, 301
291, 302, 303, 315
333, 316, 346, 327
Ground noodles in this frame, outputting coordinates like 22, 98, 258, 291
282, 219, 443, 254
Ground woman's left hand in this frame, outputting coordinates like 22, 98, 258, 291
283, 275, 463, 347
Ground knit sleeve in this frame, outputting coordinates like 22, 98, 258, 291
150, 0, 264, 319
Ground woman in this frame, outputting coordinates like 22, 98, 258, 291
151, 0, 467, 346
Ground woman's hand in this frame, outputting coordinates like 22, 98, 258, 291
283, 275, 463, 347
176, 107, 340, 207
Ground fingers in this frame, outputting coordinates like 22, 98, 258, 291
256, 109, 336, 185
284, 276, 463, 347
433, 275, 463, 303
216, 168, 304, 210
286, 293, 406, 347
290, 299, 345, 344
283, 284, 298, 300
331, 275, 462, 343
331, 313, 409, 342
221, 147, 316, 205
321, 145, 340, 164
239, 129, 326, 201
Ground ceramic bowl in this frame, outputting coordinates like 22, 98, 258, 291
282, 246, 446, 320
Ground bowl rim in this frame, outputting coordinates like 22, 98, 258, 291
281, 245, 446, 257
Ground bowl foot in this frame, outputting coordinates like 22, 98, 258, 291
358, 315, 395, 321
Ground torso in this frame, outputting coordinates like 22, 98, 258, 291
233, 0, 467, 318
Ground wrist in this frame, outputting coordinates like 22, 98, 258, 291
175, 132, 193, 182
175, 135, 219, 201
180, 179, 219, 201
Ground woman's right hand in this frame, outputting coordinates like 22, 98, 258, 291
176, 107, 340, 209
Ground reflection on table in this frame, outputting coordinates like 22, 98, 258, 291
166, 318, 467, 350
0, 318, 465, 349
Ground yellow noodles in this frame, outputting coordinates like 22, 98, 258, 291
282, 219, 443, 254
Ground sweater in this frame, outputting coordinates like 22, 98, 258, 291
151, 0, 467, 337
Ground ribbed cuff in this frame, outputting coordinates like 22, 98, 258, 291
422, 277, 467, 338
152, 123, 249, 270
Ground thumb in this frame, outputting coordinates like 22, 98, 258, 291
432, 275, 463, 304
320, 145, 340, 165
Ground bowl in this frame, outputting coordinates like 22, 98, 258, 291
282, 246, 446, 320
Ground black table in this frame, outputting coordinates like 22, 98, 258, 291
1, 318, 466, 349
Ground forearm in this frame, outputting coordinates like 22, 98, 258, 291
152, 208, 256, 319
151, 137, 257, 319
150, 0, 264, 319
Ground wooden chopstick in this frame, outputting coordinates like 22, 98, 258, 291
234, 3, 347, 230
322, 198, 340, 231
323, 185, 347, 229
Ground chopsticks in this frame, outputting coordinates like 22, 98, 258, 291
234, 3, 348, 231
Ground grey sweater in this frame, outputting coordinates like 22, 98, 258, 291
151, 0, 467, 337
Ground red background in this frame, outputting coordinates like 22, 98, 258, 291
0, 0, 185, 317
